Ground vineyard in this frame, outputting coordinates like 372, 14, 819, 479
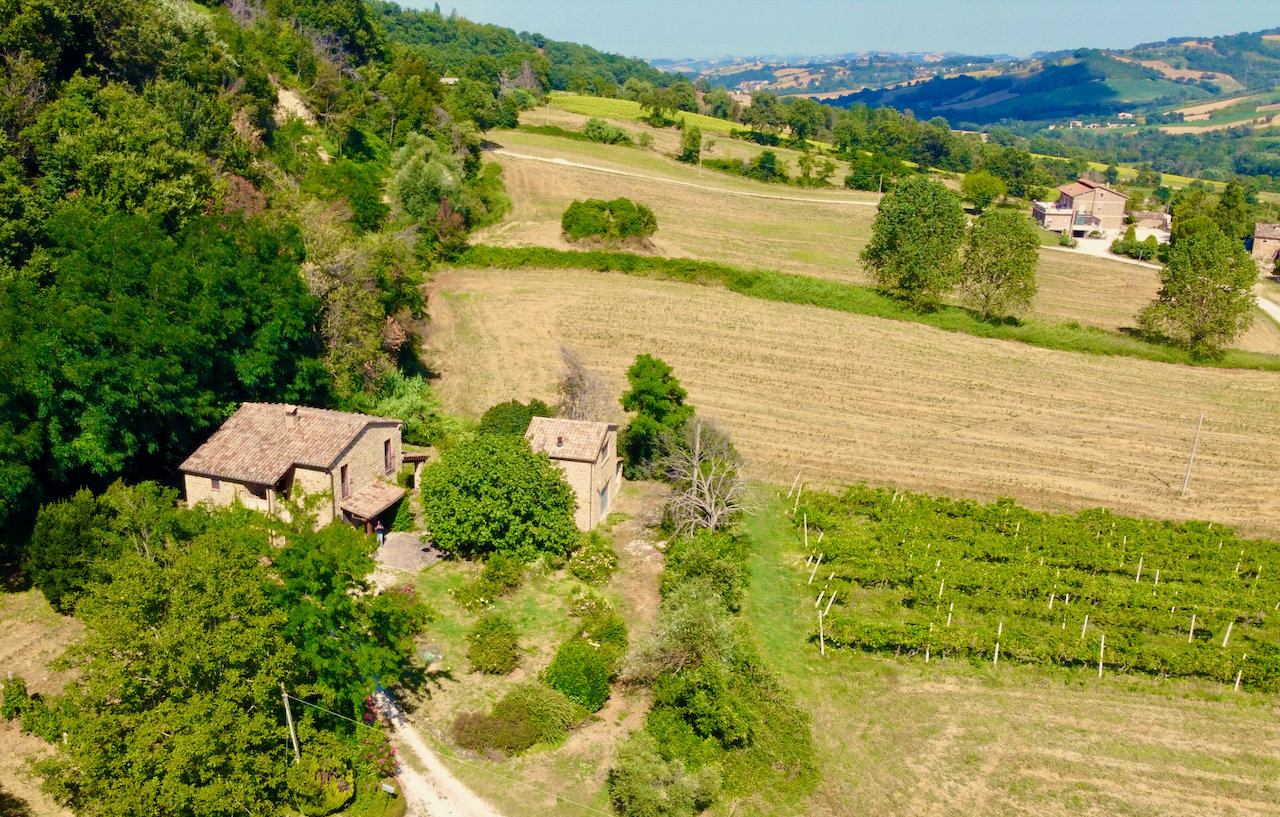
798, 486, 1280, 690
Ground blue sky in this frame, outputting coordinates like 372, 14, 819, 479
401, 0, 1279, 60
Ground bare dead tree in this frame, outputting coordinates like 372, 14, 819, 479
661, 419, 748, 536
556, 345, 612, 421
222, 0, 263, 28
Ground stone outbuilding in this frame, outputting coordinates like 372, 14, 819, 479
180, 403, 404, 531
525, 416, 621, 531
1252, 222, 1280, 267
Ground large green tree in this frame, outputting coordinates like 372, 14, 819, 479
960, 169, 1006, 212
1138, 225, 1257, 359
620, 354, 694, 478
420, 434, 578, 559
958, 209, 1040, 320
859, 175, 967, 310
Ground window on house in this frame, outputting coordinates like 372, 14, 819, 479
211, 478, 221, 491
341, 464, 349, 498
385, 439, 393, 474
600, 484, 608, 517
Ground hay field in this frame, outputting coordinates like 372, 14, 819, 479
427, 266, 1280, 538
476, 135, 1280, 355
479, 130, 878, 280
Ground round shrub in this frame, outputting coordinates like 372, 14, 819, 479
543, 639, 612, 711
492, 682, 586, 745
561, 198, 657, 242
467, 614, 520, 675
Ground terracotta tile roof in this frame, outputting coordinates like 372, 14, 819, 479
340, 481, 405, 520
1255, 222, 1280, 240
179, 403, 401, 484
1059, 179, 1126, 200
526, 417, 613, 463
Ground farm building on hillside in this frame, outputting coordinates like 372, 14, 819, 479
1252, 222, 1280, 266
1033, 178, 1128, 237
526, 416, 621, 530
180, 403, 404, 531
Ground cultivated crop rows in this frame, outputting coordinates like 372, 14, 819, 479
799, 486, 1280, 689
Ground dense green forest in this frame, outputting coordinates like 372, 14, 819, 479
0, 0, 676, 561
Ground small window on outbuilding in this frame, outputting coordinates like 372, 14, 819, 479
341, 464, 350, 498
211, 477, 221, 491
385, 439, 393, 473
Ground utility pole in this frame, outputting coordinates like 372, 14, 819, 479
281, 683, 300, 764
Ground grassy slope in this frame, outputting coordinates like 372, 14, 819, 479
740, 489, 1280, 817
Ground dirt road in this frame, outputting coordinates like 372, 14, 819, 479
389, 715, 505, 817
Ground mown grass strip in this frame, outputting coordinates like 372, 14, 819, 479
455, 245, 1280, 371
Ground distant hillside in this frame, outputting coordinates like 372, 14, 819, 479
669, 31, 1280, 125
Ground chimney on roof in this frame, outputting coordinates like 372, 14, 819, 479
556, 436, 564, 447
284, 405, 299, 430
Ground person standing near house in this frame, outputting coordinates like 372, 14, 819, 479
375, 520, 385, 547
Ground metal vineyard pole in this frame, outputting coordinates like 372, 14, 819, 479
1181, 413, 1205, 497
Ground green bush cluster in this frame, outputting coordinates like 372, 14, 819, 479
451, 682, 587, 757
542, 594, 629, 712
582, 117, 634, 145
389, 498, 416, 532
452, 553, 525, 612
1, 677, 64, 743
456, 245, 1280, 372
286, 753, 355, 817
1110, 228, 1167, 262
466, 614, 521, 675
609, 529, 817, 817
567, 531, 619, 584
660, 530, 748, 613
476, 398, 552, 436
561, 198, 657, 242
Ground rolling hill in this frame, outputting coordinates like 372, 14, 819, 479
674, 31, 1280, 125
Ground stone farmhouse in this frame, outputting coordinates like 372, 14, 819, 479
180, 403, 404, 531
526, 417, 621, 531
1033, 178, 1128, 237
1252, 222, 1280, 267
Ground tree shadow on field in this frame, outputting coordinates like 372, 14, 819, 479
0, 785, 36, 817
394, 667, 457, 713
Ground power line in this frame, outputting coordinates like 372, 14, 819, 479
284, 694, 613, 817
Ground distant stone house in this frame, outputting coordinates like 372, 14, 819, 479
526, 417, 621, 531
180, 403, 404, 531
1033, 178, 1128, 237
1252, 222, 1280, 266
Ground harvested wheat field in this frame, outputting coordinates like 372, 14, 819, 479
1034, 252, 1280, 355
428, 266, 1280, 538
476, 133, 1280, 356
477, 131, 878, 280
